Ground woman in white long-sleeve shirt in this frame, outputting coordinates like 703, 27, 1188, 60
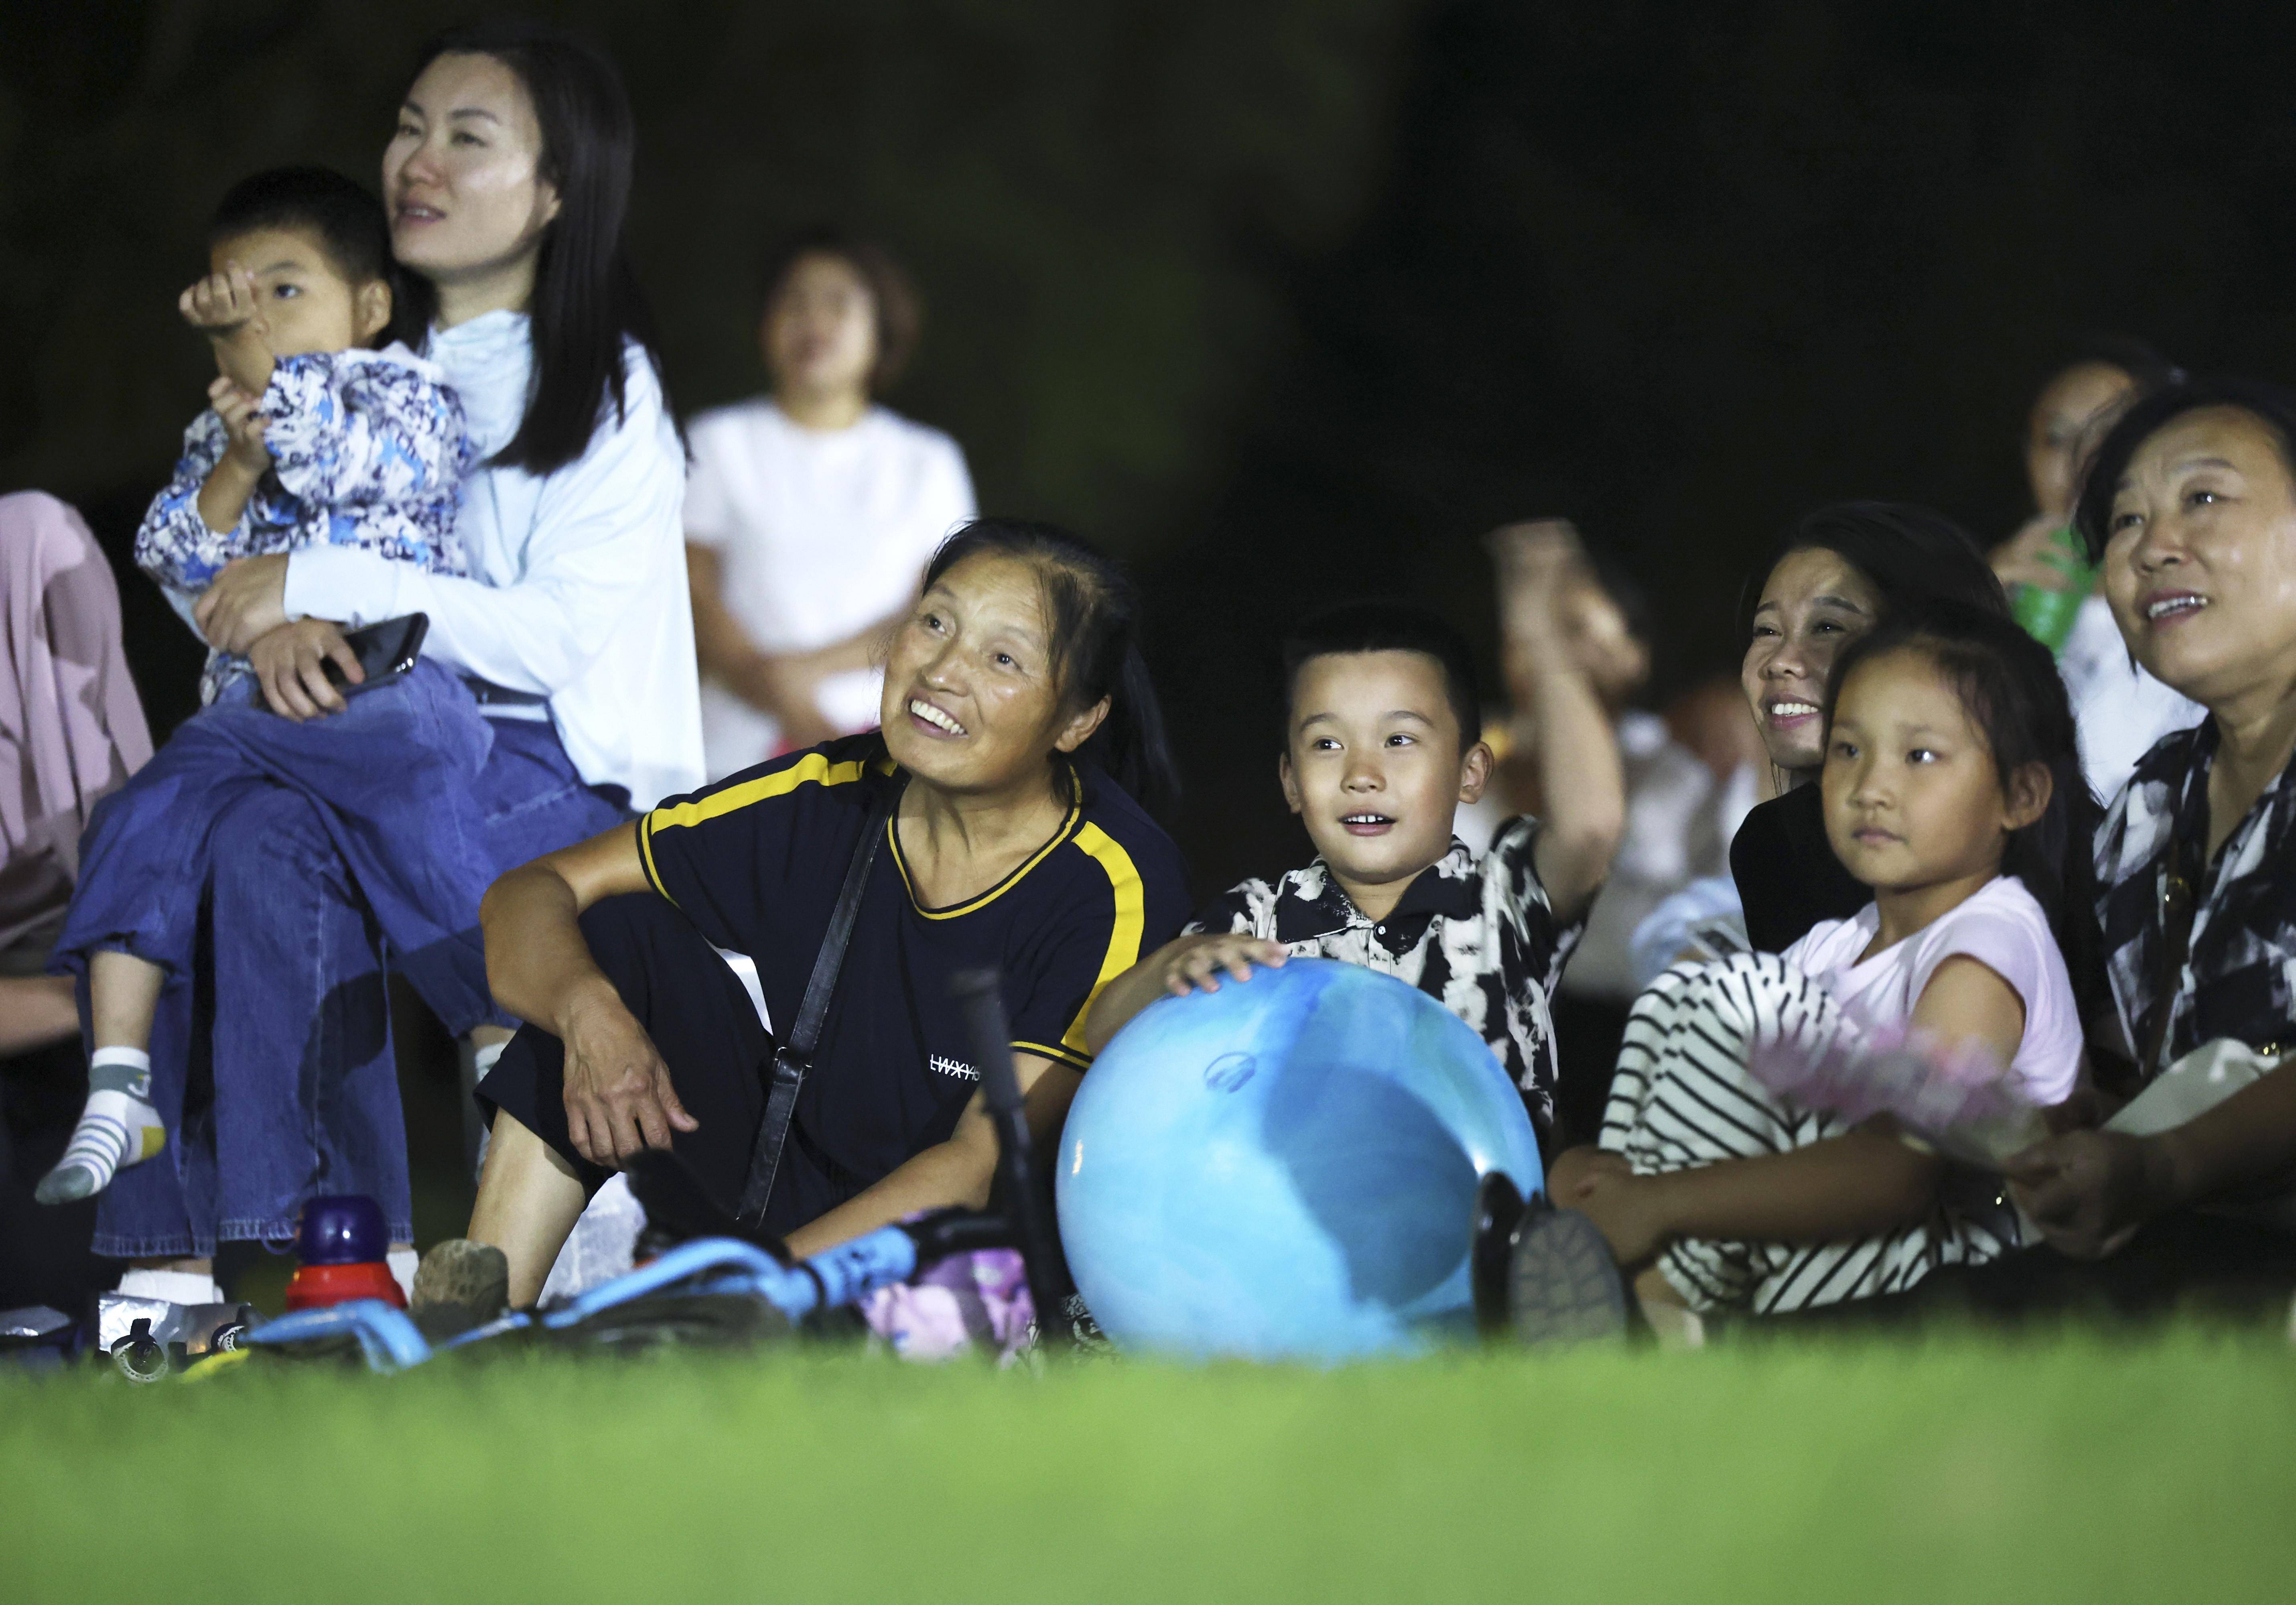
94, 21, 699, 1298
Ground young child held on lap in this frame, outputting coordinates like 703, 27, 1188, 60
1553, 599, 2106, 1320
39, 167, 475, 1216
1084, 523, 1627, 1148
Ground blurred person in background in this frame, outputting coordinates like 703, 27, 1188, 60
1992, 340, 2202, 803
685, 230, 975, 780
1622, 674, 1768, 991
0, 495, 152, 1056
1461, 526, 1751, 1141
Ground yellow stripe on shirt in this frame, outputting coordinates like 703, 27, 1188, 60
1059, 823, 1147, 1059
1013, 1039, 1092, 1072
647, 750, 892, 836
637, 810, 672, 904
641, 750, 893, 909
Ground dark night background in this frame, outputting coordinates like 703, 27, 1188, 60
9, 0, 2296, 893
6, 0, 2296, 1295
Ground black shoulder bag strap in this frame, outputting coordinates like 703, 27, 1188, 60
735, 781, 897, 1228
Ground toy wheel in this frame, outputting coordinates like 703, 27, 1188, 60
111, 1319, 171, 1384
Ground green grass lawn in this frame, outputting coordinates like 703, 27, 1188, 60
7, 1327, 2294, 1603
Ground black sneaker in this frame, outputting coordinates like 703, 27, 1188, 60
1505, 1203, 1630, 1347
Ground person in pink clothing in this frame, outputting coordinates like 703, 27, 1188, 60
0, 492, 153, 1055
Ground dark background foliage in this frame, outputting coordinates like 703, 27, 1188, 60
8, 0, 2296, 895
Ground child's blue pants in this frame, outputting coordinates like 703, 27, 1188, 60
53, 663, 624, 1256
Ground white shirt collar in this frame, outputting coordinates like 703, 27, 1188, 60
426, 311, 533, 458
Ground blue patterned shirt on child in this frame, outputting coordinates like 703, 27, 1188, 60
134, 343, 473, 703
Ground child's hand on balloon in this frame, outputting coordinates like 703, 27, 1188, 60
1156, 933, 1287, 998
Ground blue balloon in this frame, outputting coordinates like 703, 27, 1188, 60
1058, 957, 1544, 1362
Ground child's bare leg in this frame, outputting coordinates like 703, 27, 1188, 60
1634, 1264, 1687, 1308
89, 948, 164, 1050
36, 951, 169, 1205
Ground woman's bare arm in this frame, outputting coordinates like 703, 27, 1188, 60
685, 544, 767, 687
781, 1052, 1079, 1258
2008, 1063, 2296, 1258
479, 823, 696, 1166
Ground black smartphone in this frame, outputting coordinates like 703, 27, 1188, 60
327, 613, 428, 694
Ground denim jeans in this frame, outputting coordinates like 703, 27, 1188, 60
58, 672, 624, 1258
61, 663, 504, 1033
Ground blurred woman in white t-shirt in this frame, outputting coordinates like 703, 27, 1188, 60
685, 231, 976, 779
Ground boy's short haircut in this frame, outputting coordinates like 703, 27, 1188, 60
207, 166, 431, 350
209, 167, 396, 287
1280, 601, 1482, 750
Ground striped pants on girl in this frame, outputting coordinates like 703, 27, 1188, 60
1597, 954, 2014, 1316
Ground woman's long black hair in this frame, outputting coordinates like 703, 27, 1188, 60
1739, 501, 2010, 641
411, 20, 674, 475
1824, 598, 2110, 1031
921, 519, 1179, 818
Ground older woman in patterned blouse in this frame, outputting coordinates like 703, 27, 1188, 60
2002, 377, 2296, 1278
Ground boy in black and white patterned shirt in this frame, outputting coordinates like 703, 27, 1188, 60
1085, 524, 1626, 1148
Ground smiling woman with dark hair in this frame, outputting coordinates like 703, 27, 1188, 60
68, 20, 700, 1304
1729, 502, 2011, 954
462, 520, 1190, 1308
1979, 377, 2296, 1299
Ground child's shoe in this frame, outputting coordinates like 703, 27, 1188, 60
1505, 1202, 1630, 1347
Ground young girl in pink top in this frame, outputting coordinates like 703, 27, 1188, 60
1547, 599, 2107, 1321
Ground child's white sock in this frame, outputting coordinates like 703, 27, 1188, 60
35, 1048, 165, 1205
387, 1246, 419, 1303
116, 1267, 224, 1306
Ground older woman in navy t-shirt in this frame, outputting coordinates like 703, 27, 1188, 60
471, 520, 1190, 1306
